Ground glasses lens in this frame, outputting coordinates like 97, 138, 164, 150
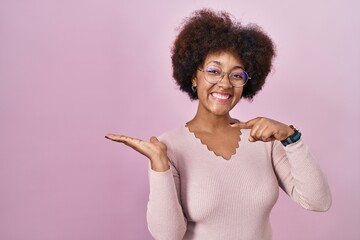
229, 70, 249, 87
204, 66, 222, 84
202, 66, 250, 87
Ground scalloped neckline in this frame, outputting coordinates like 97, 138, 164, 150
184, 124, 241, 160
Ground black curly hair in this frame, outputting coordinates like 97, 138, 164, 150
171, 9, 276, 100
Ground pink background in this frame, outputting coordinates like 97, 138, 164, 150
1, 0, 359, 239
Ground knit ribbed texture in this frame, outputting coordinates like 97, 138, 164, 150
147, 126, 331, 240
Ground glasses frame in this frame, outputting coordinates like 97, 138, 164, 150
198, 67, 251, 88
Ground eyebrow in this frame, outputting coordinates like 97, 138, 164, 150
206, 61, 244, 70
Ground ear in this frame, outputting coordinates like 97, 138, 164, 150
192, 78, 197, 87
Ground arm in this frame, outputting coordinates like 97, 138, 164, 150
231, 117, 332, 211
105, 133, 187, 239
147, 159, 187, 240
272, 139, 332, 211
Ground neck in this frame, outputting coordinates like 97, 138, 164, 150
187, 106, 236, 133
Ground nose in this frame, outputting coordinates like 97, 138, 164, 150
217, 73, 232, 89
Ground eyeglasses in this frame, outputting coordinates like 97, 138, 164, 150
198, 66, 251, 87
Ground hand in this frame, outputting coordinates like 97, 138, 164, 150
105, 134, 170, 172
230, 117, 295, 142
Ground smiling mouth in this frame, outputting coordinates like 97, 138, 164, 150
211, 92, 231, 100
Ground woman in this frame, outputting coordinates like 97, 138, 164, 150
106, 9, 331, 240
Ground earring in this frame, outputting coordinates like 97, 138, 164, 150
191, 85, 197, 93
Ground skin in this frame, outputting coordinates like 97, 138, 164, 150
186, 51, 246, 160
105, 51, 295, 170
192, 51, 244, 119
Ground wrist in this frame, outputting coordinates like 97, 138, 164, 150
150, 156, 170, 172
281, 125, 301, 146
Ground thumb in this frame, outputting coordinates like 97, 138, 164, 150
149, 136, 159, 144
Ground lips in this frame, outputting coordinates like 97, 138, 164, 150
211, 92, 231, 100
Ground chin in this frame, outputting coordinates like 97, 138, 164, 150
210, 107, 232, 116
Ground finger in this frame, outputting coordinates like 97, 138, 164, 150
261, 129, 276, 141
108, 135, 151, 156
150, 136, 159, 144
105, 133, 126, 142
232, 117, 260, 129
230, 121, 250, 129
263, 136, 276, 142
244, 117, 261, 129
248, 135, 256, 142
105, 134, 141, 145
248, 132, 274, 142
229, 119, 259, 141
249, 122, 262, 142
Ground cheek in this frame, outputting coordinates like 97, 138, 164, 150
197, 81, 213, 94
234, 88, 243, 99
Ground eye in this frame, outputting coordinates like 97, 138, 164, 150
230, 71, 245, 80
206, 66, 221, 76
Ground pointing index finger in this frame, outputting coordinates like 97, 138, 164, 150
230, 121, 251, 129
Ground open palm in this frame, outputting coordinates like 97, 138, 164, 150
105, 134, 170, 172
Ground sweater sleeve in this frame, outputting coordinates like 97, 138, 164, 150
146, 154, 187, 239
272, 139, 332, 211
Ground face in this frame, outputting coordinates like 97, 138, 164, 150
193, 51, 244, 116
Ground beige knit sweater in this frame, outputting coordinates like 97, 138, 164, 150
147, 126, 331, 240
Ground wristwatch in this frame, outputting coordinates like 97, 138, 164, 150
281, 125, 302, 146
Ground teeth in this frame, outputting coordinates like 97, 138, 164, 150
211, 93, 230, 99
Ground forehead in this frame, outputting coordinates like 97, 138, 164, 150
203, 51, 243, 67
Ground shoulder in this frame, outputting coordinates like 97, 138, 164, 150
157, 125, 192, 151
157, 126, 189, 165
158, 126, 186, 142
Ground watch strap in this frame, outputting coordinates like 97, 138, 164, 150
281, 125, 302, 146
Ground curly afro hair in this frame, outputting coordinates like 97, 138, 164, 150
171, 9, 276, 100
